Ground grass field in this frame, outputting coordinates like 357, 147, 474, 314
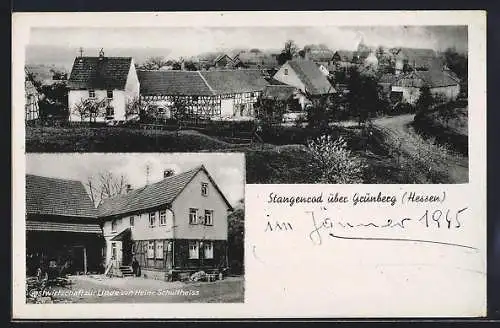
26, 122, 460, 184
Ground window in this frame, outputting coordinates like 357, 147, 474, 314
147, 241, 155, 259
204, 242, 214, 259
106, 106, 114, 117
193, 96, 199, 101
201, 182, 208, 196
284, 68, 289, 75
129, 216, 134, 227
250, 92, 255, 97
149, 212, 156, 228
88, 89, 96, 98
107, 90, 113, 99
189, 241, 199, 259
111, 242, 117, 259
204, 210, 214, 226
111, 219, 117, 232
159, 210, 167, 226
155, 241, 164, 259
189, 208, 198, 225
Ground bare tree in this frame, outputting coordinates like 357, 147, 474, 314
139, 56, 169, 70
86, 170, 130, 207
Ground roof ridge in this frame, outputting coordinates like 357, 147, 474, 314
197, 71, 216, 95
26, 173, 82, 184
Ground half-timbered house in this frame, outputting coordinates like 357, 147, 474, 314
137, 69, 269, 120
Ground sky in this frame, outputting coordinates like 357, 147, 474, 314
27, 25, 468, 63
25, 153, 245, 207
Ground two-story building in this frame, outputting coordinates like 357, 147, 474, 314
97, 165, 233, 281
273, 59, 336, 109
67, 50, 140, 123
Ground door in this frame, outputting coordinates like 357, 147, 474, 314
220, 99, 234, 118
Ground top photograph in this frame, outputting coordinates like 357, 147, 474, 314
23, 24, 468, 184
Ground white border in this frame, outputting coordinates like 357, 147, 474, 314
12, 11, 487, 319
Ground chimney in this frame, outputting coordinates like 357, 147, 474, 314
126, 184, 132, 193
98, 48, 105, 60
180, 58, 186, 71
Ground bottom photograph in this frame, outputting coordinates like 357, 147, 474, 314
24, 152, 245, 304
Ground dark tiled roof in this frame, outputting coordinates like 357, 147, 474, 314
26, 220, 102, 234
393, 70, 460, 88
97, 165, 232, 218
138, 70, 214, 96
262, 85, 297, 100
26, 174, 98, 218
396, 48, 439, 68
200, 69, 269, 94
286, 59, 335, 95
68, 56, 132, 90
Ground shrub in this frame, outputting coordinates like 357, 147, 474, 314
307, 135, 366, 183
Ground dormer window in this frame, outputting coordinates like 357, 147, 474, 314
89, 89, 96, 98
107, 90, 113, 99
201, 182, 208, 196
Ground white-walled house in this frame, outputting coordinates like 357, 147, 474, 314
67, 52, 139, 123
97, 165, 233, 281
273, 59, 335, 110
390, 70, 461, 105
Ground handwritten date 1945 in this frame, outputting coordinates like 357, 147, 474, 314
418, 207, 468, 229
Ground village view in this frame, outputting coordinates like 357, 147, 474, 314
25, 26, 468, 184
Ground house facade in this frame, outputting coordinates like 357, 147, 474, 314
67, 51, 140, 123
390, 70, 461, 105
273, 59, 335, 109
26, 174, 104, 276
25, 79, 40, 121
138, 69, 269, 120
97, 165, 233, 281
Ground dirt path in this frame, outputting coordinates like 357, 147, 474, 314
372, 114, 469, 183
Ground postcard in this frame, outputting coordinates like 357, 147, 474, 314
12, 10, 486, 319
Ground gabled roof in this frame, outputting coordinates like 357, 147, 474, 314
138, 70, 214, 96
285, 59, 335, 95
394, 47, 439, 68
214, 54, 232, 63
392, 70, 460, 88
333, 50, 355, 61
26, 174, 98, 218
97, 165, 233, 218
200, 69, 269, 94
68, 56, 132, 90
138, 69, 269, 96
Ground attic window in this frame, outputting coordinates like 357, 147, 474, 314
201, 182, 208, 196
284, 68, 289, 75
107, 90, 113, 99
88, 89, 96, 98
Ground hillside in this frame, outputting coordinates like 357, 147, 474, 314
413, 101, 468, 155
